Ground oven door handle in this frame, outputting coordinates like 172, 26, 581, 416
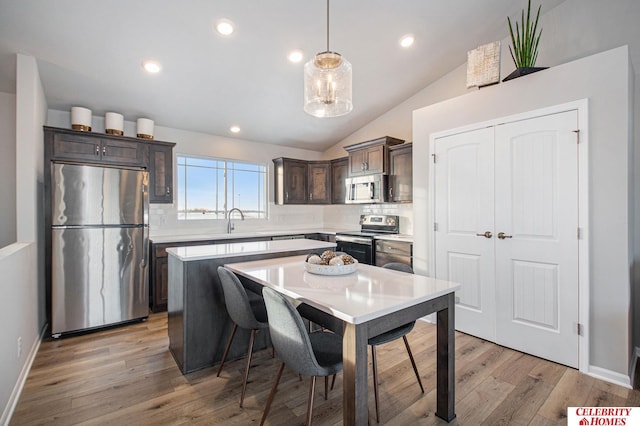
336, 236, 374, 245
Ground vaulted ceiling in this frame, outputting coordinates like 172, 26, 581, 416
0, 0, 568, 150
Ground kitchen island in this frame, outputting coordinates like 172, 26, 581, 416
166, 238, 336, 374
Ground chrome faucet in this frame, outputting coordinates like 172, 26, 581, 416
226, 208, 245, 233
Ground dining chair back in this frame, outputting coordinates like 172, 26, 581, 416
261, 287, 343, 426
217, 266, 269, 408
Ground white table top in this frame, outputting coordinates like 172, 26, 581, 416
165, 239, 336, 261
225, 255, 460, 325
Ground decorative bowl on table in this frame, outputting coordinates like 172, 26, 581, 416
304, 250, 358, 276
304, 261, 358, 276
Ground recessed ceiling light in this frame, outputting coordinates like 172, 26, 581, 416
400, 34, 415, 48
230, 126, 241, 133
142, 60, 161, 73
215, 19, 235, 36
288, 49, 304, 63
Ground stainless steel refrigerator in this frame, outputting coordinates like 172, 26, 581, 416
51, 163, 149, 336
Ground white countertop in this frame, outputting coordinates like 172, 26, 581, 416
225, 255, 459, 325
150, 228, 349, 244
166, 238, 336, 262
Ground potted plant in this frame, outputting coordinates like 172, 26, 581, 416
503, 0, 547, 81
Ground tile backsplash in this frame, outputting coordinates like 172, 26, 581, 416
149, 202, 413, 237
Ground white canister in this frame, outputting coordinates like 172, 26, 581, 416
71, 107, 92, 131
105, 112, 124, 135
136, 118, 154, 139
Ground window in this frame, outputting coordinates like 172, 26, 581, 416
176, 154, 267, 220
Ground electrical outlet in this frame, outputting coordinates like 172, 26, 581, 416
17, 337, 22, 358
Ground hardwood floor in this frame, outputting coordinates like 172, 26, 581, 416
11, 313, 640, 425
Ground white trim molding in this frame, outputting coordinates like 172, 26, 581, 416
1, 324, 46, 425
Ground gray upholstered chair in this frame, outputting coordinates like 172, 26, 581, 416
368, 262, 424, 423
217, 266, 269, 408
260, 287, 343, 426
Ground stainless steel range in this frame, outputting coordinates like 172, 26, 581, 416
335, 214, 399, 265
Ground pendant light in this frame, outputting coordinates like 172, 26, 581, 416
303, 0, 353, 118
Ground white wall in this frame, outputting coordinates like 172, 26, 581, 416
413, 45, 632, 384
322, 0, 640, 384
1, 54, 47, 424
0, 92, 16, 248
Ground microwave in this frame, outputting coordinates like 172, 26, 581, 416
345, 174, 388, 204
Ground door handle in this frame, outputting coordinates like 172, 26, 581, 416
476, 231, 492, 239
497, 232, 513, 239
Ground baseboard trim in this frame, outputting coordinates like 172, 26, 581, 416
587, 365, 632, 389
1, 324, 46, 426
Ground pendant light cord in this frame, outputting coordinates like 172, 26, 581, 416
326, 0, 330, 52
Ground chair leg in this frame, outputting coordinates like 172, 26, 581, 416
217, 323, 238, 377
402, 335, 424, 393
330, 373, 337, 390
371, 345, 380, 423
260, 362, 285, 426
239, 329, 257, 408
306, 376, 317, 426
324, 376, 328, 400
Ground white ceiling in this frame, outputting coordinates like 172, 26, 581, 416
0, 0, 568, 151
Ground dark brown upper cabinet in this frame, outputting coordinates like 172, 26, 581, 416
331, 157, 349, 204
273, 157, 308, 204
44, 126, 175, 204
307, 161, 331, 204
388, 143, 412, 202
343, 136, 404, 176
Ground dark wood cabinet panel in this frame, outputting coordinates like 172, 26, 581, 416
148, 142, 174, 203
273, 158, 308, 204
308, 161, 331, 204
331, 157, 349, 204
49, 128, 144, 166
389, 143, 412, 202
153, 258, 169, 310
100, 138, 145, 165
348, 146, 388, 175
344, 136, 404, 176
51, 132, 102, 160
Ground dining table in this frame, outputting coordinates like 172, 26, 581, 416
225, 254, 460, 425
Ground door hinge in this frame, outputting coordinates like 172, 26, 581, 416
432, 153, 437, 163
577, 227, 580, 239
573, 129, 580, 144
433, 222, 438, 231
577, 323, 583, 335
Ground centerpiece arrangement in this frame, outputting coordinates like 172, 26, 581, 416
305, 250, 358, 275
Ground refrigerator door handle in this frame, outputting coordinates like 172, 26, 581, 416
141, 226, 148, 268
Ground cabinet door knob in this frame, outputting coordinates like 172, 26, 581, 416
102, 146, 106, 155
497, 232, 512, 239
285, 191, 289, 201
166, 186, 171, 195
95, 145, 100, 155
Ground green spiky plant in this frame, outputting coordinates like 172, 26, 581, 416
508, 0, 542, 68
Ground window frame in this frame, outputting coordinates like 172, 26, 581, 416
176, 153, 268, 221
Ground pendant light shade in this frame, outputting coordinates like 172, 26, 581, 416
303, 0, 353, 118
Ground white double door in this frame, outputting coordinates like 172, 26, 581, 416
433, 110, 579, 368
